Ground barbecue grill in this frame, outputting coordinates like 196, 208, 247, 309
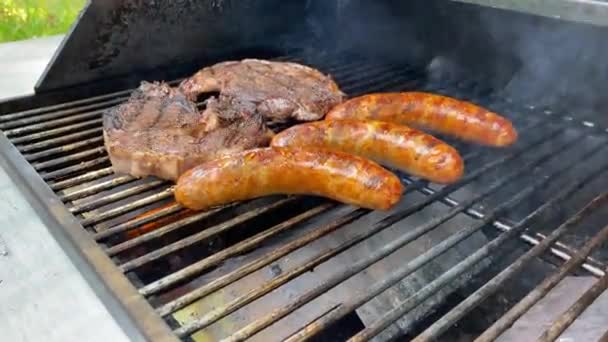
1, 1, 608, 341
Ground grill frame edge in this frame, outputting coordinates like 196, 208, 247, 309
0, 131, 179, 342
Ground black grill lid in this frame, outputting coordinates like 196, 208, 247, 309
33, 0, 608, 114
34, 0, 323, 93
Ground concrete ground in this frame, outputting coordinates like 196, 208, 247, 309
0, 35, 129, 342
0, 35, 63, 100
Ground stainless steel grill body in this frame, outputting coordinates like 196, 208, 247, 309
2, 1, 608, 341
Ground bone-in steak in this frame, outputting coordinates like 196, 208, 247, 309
103, 81, 272, 181
179, 59, 345, 123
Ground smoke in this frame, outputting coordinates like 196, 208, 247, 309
302, 0, 608, 118
477, 9, 608, 113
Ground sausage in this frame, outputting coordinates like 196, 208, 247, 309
175, 147, 403, 211
325, 92, 518, 147
271, 120, 464, 184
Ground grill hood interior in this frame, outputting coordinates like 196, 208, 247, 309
36, 0, 608, 122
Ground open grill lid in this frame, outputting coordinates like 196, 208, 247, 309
35, 0, 608, 95
34, 0, 335, 93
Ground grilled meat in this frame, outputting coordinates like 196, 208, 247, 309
103, 81, 272, 181
175, 147, 404, 211
271, 119, 464, 184
326, 92, 518, 147
179, 59, 345, 123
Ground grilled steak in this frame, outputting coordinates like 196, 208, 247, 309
179, 59, 345, 123
103, 81, 272, 181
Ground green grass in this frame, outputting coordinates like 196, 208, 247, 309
0, 0, 85, 43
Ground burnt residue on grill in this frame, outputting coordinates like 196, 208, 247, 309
37, 0, 311, 92
89, 1, 228, 70
321, 1, 608, 123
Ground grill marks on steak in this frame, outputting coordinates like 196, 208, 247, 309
103, 59, 345, 181
103, 81, 272, 181
106, 82, 204, 132
179, 59, 345, 122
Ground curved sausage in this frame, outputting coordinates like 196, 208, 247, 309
175, 147, 403, 211
325, 92, 518, 147
271, 120, 464, 184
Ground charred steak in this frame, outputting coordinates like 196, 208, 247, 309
179, 59, 345, 123
103, 81, 272, 181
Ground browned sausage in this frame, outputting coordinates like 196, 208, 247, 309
271, 120, 464, 184
175, 147, 403, 211
325, 92, 518, 147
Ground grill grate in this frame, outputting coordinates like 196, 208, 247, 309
1, 54, 607, 341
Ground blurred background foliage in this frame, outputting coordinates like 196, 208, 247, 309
0, 0, 86, 43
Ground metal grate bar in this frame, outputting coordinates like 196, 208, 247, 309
100, 198, 274, 258
42, 65, 394, 190
336, 62, 406, 85
338, 67, 422, 96
348, 69, 424, 96
154, 202, 336, 316
146, 185, 437, 309
214, 132, 585, 341
274, 54, 333, 70
537, 267, 608, 342
24, 59, 419, 198
538, 237, 606, 273
0, 97, 126, 130
412, 192, 608, 342
69, 179, 168, 214
348, 158, 608, 342
116, 96, 520, 270
2, 53, 606, 342
0, 77, 184, 123
409, 157, 608, 277
0, 93, 125, 123
11, 118, 102, 145
139, 120, 563, 300
171, 124, 574, 338
98, 199, 244, 255
314, 59, 406, 90
80, 187, 174, 226
24, 136, 104, 162
3, 82, 189, 143
318, 56, 394, 75
107, 205, 230, 255
475, 222, 608, 342
225, 135, 606, 342
407, 176, 607, 278
516, 103, 608, 136
460, 206, 606, 276
49, 167, 114, 191
42, 156, 110, 181
93, 203, 184, 241
117, 197, 296, 271
66, 62, 426, 238
174, 214, 402, 337
59, 174, 137, 202
4, 108, 107, 138
319, 58, 370, 73
18, 127, 103, 154
32, 146, 106, 171
393, 93, 608, 276
140, 207, 366, 297
148, 118, 547, 314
